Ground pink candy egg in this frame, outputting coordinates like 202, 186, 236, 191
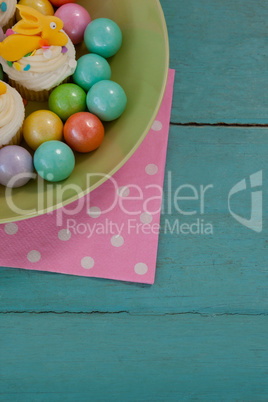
55, 3, 91, 45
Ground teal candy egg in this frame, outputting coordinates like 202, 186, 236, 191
73, 54, 111, 92
48, 84, 87, 122
86, 80, 127, 121
84, 18, 122, 58
34, 141, 75, 182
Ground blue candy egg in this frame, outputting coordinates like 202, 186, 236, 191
84, 18, 122, 58
34, 141, 75, 182
86, 80, 127, 122
73, 54, 111, 92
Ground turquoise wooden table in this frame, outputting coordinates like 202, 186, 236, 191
1, 0, 268, 400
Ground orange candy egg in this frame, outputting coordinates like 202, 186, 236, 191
50, 0, 76, 7
23, 110, 63, 151
63, 112, 104, 153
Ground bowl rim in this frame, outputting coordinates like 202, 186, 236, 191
2, 0, 170, 223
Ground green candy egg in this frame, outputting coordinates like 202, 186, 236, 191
48, 84, 87, 122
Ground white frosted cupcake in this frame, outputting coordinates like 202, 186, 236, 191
0, 5, 77, 101
0, 0, 16, 31
0, 81, 25, 148
3, 37, 77, 101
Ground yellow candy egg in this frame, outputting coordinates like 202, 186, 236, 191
16, 0, 54, 21
23, 110, 63, 151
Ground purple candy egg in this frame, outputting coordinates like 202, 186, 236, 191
0, 145, 34, 188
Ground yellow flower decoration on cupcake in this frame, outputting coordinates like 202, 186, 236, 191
0, 5, 68, 62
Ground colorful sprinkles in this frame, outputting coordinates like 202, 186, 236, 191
0, 2, 7, 12
6, 45, 70, 72
13, 62, 21, 71
5, 29, 14, 37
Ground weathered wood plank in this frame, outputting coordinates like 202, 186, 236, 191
161, 0, 268, 124
1, 125, 267, 314
1, 313, 268, 401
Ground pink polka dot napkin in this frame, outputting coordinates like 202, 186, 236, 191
0, 70, 175, 284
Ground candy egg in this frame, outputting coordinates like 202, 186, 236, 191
49, 0, 76, 7
48, 84, 87, 122
86, 80, 127, 121
0, 145, 33, 188
34, 141, 75, 182
55, 3, 91, 45
73, 54, 111, 92
84, 18, 123, 58
23, 110, 63, 151
64, 112, 105, 153
16, 0, 54, 20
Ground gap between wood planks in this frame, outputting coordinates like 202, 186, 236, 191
171, 122, 268, 127
1, 311, 268, 316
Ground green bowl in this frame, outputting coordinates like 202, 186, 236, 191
0, 0, 169, 223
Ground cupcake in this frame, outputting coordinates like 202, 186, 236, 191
0, 5, 77, 101
0, 0, 16, 32
0, 80, 25, 148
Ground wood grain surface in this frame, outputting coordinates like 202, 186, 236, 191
1, 314, 268, 401
1, 0, 268, 400
164, 0, 268, 124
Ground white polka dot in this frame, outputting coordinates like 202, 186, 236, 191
4, 223, 18, 235
152, 120, 163, 131
117, 186, 130, 197
111, 235, 124, 247
58, 229, 71, 241
140, 212, 153, 224
134, 263, 148, 275
81, 256, 95, 269
145, 164, 158, 175
88, 207, 101, 218
27, 250, 41, 263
